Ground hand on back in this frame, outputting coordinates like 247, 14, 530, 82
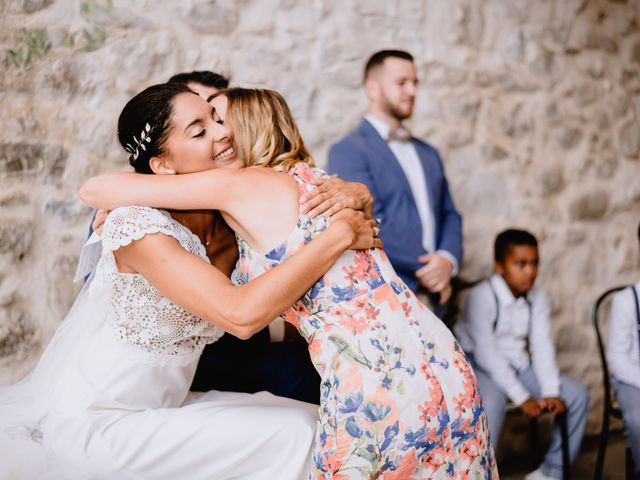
299, 177, 374, 218
92, 209, 110, 235
331, 209, 382, 251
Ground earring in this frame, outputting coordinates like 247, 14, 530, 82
165, 169, 176, 175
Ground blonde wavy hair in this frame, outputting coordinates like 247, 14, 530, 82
217, 88, 315, 171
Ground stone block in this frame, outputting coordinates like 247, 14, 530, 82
44, 198, 93, 222
0, 142, 66, 180
450, 95, 481, 120
0, 217, 33, 261
622, 69, 640, 92
556, 126, 583, 150
21, 0, 53, 14
619, 120, 640, 158
34, 58, 81, 96
569, 190, 609, 220
585, 34, 619, 53
500, 103, 532, 138
481, 144, 509, 162
185, 3, 239, 35
445, 129, 473, 148
596, 151, 618, 179
48, 254, 81, 316
0, 191, 30, 208
566, 229, 586, 245
423, 63, 468, 87
540, 165, 565, 195
633, 41, 640, 65
0, 307, 36, 361
613, 93, 630, 116
456, 173, 505, 216
530, 51, 555, 76
573, 81, 598, 107
544, 102, 562, 124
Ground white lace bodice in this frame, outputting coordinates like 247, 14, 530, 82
94, 206, 223, 360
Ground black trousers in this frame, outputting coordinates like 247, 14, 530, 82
191, 328, 321, 405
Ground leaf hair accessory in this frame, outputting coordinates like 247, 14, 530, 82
124, 123, 153, 161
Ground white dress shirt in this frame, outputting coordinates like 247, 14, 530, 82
364, 115, 458, 274
607, 282, 640, 389
455, 274, 560, 405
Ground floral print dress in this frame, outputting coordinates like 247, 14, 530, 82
234, 163, 498, 480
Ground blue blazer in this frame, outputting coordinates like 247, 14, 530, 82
327, 119, 463, 291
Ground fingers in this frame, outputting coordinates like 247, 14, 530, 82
418, 253, 432, 264
415, 264, 430, 278
299, 191, 329, 214
439, 285, 452, 304
301, 189, 353, 217
323, 202, 344, 218
432, 279, 449, 292
310, 175, 338, 186
416, 272, 445, 291
300, 197, 342, 218
92, 209, 109, 234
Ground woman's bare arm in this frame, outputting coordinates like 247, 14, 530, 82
115, 210, 379, 338
80, 169, 374, 219
79, 169, 252, 212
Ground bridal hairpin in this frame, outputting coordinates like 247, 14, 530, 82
125, 123, 153, 161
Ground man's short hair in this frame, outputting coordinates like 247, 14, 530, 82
363, 49, 414, 82
494, 229, 538, 263
168, 70, 229, 90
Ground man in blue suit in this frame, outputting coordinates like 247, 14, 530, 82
327, 50, 462, 313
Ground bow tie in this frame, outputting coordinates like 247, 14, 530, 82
387, 127, 412, 143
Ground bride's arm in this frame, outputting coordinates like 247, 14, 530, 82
79, 169, 250, 212
79, 169, 374, 219
115, 210, 379, 339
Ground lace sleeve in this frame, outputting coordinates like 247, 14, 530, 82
102, 206, 178, 252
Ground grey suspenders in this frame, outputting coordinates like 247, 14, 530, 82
631, 285, 640, 362
487, 280, 533, 334
487, 280, 533, 362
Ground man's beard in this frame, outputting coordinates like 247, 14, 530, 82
381, 97, 413, 121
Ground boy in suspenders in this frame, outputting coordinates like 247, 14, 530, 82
454, 229, 589, 480
607, 222, 640, 477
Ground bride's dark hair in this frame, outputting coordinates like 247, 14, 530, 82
117, 83, 193, 174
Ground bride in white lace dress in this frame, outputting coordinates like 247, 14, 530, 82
0, 83, 378, 480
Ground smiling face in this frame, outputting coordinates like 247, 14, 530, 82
154, 92, 242, 174
208, 94, 243, 169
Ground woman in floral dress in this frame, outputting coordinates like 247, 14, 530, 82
82, 87, 498, 479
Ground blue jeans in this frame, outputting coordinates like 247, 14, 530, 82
469, 357, 589, 479
613, 378, 640, 475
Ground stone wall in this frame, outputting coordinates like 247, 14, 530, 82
1, 0, 639, 433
